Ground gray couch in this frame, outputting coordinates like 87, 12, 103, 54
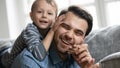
85, 25, 120, 68
0, 39, 13, 68
0, 25, 120, 68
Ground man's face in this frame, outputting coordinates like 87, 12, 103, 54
54, 12, 88, 54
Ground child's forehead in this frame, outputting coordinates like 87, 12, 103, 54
36, 0, 56, 8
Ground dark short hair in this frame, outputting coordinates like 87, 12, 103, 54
58, 6, 93, 36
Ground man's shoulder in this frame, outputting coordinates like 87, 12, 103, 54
16, 48, 34, 60
12, 48, 39, 67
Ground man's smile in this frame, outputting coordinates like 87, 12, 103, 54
60, 35, 72, 46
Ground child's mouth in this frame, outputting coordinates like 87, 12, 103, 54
40, 20, 48, 23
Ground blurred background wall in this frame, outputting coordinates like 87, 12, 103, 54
0, 0, 120, 39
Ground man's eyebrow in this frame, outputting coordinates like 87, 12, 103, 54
76, 29, 84, 34
60, 23, 70, 27
61, 23, 68, 26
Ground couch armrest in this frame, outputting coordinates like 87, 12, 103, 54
0, 39, 13, 68
99, 52, 120, 68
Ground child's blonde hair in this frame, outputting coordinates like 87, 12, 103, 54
31, 0, 58, 16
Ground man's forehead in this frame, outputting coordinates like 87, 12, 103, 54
63, 12, 78, 22
64, 12, 77, 20
65, 12, 75, 16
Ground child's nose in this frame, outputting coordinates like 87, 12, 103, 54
42, 12, 47, 18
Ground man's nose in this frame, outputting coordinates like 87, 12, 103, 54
64, 31, 75, 45
66, 31, 73, 39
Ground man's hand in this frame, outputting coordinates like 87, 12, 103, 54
68, 44, 99, 68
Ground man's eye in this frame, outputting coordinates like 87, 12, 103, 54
75, 30, 83, 36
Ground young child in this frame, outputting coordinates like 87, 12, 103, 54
1, 0, 58, 68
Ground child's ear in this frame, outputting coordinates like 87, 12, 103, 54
30, 12, 33, 20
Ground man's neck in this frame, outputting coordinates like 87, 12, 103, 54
55, 47, 68, 61
58, 52, 68, 61
53, 41, 69, 61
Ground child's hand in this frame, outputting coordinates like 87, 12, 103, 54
51, 14, 66, 31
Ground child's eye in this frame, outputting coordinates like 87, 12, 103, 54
37, 11, 42, 13
48, 12, 53, 15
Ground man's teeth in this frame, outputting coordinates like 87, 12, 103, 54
62, 39, 70, 45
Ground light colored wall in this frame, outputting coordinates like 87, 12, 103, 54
6, 0, 27, 39
0, 0, 27, 39
0, 0, 10, 39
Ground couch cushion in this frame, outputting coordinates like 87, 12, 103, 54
0, 39, 13, 68
0, 39, 13, 54
85, 25, 120, 63
99, 52, 120, 68
0, 39, 13, 48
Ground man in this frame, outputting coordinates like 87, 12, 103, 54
11, 5, 99, 68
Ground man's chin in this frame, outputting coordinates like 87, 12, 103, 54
58, 48, 69, 54
58, 50, 69, 55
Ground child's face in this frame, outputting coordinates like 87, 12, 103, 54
30, 0, 56, 29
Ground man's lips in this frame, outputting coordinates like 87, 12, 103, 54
60, 36, 71, 45
62, 38, 71, 45
59, 37, 72, 53
60, 37, 76, 54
